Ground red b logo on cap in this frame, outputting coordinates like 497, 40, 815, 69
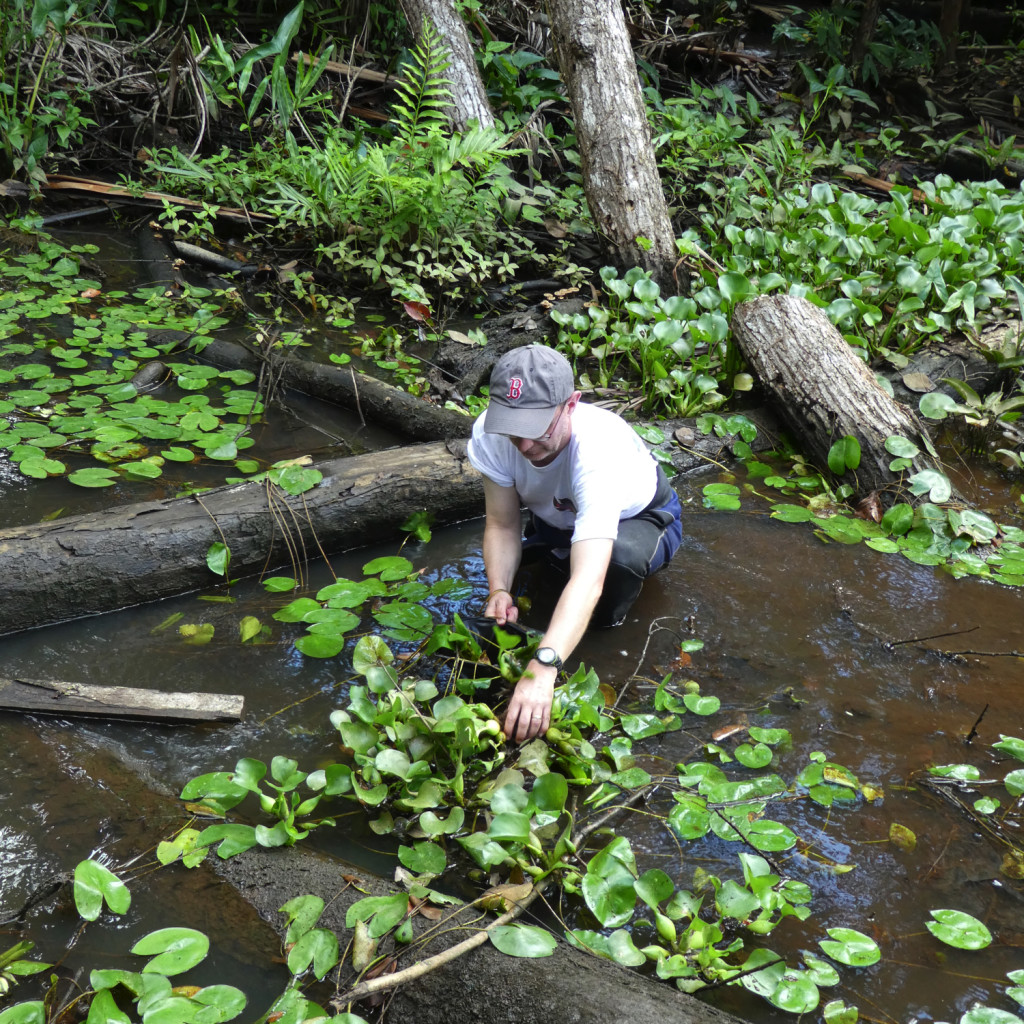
506, 377, 523, 400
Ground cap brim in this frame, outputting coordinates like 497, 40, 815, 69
483, 402, 557, 438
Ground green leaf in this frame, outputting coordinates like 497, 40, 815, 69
488, 923, 557, 958
73, 860, 131, 921
69, 467, 119, 488
908, 469, 952, 504
398, 841, 447, 877
362, 555, 413, 581
131, 927, 210, 975
994, 735, 1024, 762
0, 1003, 46, 1024
683, 692, 720, 715
770, 970, 819, 1014
206, 542, 230, 578
827, 436, 861, 474
818, 927, 881, 967
926, 909, 993, 950
286, 928, 339, 980
959, 1008, 1024, 1024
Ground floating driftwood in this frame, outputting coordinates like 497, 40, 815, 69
0, 676, 243, 722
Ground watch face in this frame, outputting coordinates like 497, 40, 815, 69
537, 647, 560, 667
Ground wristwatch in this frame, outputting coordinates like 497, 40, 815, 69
535, 647, 563, 671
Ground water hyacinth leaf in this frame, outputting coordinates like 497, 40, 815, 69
683, 692, 720, 715
974, 796, 1000, 814
959, 1008, 1024, 1024
190, 985, 246, 1022
1004, 769, 1024, 797
819, 928, 881, 966
994, 735, 1024, 762
85, 989, 130, 1024
419, 807, 466, 836
196, 824, 260, 858
0, 1003, 46, 1024
926, 909, 993, 950
353, 634, 394, 676
634, 868, 674, 910
703, 482, 741, 510
907, 467, 952, 503
73, 860, 131, 921
287, 928, 340, 980
770, 970, 820, 1014
823, 999, 860, 1024
929, 763, 982, 781
566, 928, 646, 967
363, 555, 413, 581
488, 923, 557, 958
1007, 968, 1024, 1004
131, 927, 210, 975
582, 835, 638, 928
345, 894, 409, 939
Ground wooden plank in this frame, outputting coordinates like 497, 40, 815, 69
0, 676, 244, 722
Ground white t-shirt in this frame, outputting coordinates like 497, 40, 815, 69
467, 402, 657, 544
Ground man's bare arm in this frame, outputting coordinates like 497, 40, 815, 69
481, 476, 524, 625
504, 537, 613, 742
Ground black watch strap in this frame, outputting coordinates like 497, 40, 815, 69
536, 646, 563, 671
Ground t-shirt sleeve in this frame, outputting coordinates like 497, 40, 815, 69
467, 416, 516, 488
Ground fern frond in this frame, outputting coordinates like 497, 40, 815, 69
391, 18, 453, 148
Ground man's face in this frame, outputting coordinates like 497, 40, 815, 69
506, 393, 578, 466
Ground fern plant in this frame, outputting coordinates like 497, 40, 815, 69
390, 18, 453, 153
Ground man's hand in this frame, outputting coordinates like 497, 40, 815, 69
485, 589, 519, 626
503, 660, 557, 742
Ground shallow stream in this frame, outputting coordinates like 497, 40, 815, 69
2, 479, 1023, 1024
2, 223, 1023, 1024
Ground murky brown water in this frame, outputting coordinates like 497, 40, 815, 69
2, 474, 1022, 1023
2, 225, 1023, 1022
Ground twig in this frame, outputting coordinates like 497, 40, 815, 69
964, 704, 989, 746
350, 367, 366, 427
883, 625, 978, 649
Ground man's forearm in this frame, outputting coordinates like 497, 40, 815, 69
483, 520, 522, 593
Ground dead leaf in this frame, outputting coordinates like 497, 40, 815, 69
888, 822, 917, 852
446, 329, 476, 345
352, 919, 377, 971
80, 287, 102, 299
901, 372, 934, 393
543, 216, 568, 238
402, 299, 432, 323
712, 723, 747, 742
476, 881, 534, 913
854, 491, 883, 522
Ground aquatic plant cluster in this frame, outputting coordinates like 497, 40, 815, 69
2, 561, 1022, 1023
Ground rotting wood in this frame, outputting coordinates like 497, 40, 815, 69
732, 294, 945, 501
0, 676, 243, 722
0, 441, 483, 637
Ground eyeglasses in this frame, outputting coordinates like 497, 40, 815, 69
505, 404, 565, 444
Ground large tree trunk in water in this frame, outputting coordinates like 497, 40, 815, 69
545, 0, 678, 286
0, 441, 482, 637
217, 846, 750, 1024
732, 295, 941, 502
401, 0, 494, 130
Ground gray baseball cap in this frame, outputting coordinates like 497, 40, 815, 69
484, 345, 575, 438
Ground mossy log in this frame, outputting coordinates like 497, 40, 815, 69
731, 294, 941, 501
216, 845, 750, 1024
0, 441, 482, 637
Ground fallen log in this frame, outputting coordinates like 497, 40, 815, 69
731, 294, 943, 501
199, 338, 475, 443
0, 440, 483, 637
0, 676, 243, 722
216, 845, 750, 1024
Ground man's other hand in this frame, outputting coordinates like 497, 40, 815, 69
503, 661, 556, 742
